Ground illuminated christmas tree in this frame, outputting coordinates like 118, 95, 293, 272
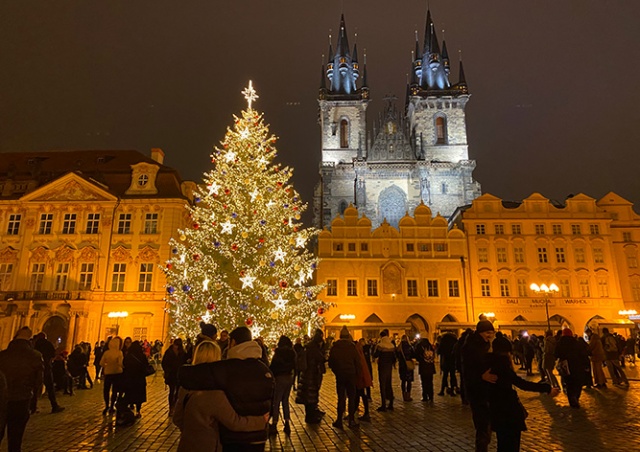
164, 81, 327, 341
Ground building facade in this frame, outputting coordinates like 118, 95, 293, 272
318, 192, 640, 340
314, 11, 481, 230
0, 149, 193, 349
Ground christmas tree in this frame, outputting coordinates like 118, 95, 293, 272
163, 81, 328, 341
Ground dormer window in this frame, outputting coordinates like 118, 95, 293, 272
126, 162, 159, 195
137, 174, 149, 187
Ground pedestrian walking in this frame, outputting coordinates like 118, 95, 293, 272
269, 335, 296, 436
161, 338, 187, 415
396, 335, 415, 401
328, 326, 361, 429
94, 341, 105, 380
0, 327, 44, 452
295, 329, 326, 424
68, 345, 90, 390
32, 332, 64, 414
99, 336, 124, 415
601, 328, 629, 386
437, 332, 459, 396
373, 329, 396, 412
293, 337, 304, 390
414, 337, 436, 402
555, 328, 590, 408
122, 341, 148, 417
542, 330, 559, 388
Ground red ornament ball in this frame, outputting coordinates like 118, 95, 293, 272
317, 307, 325, 315
193, 223, 200, 229
232, 243, 238, 251
193, 254, 200, 261
224, 188, 231, 195
259, 238, 265, 243
166, 263, 173, 270
279, 281, 288, 288
293, 227, 299, 232
206, 302, 215, 311
296, 321, 302, 328
245, 317, 253, 326
283, 219, 289, 225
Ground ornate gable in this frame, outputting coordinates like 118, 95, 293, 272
21, 173, 116, 203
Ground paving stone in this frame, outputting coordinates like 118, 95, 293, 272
7, 365, 640, 451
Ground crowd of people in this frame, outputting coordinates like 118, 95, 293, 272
0, 319, 638, 452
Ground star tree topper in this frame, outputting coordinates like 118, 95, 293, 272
241, 80, 259, 109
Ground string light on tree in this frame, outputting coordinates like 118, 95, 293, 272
163, 80, 328, 340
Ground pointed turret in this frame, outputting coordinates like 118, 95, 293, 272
322, 14, 363, 96
416, 9, 451, 91
442, 39, 450, 75
454, 58, 468, 94
336, 14, 351, 60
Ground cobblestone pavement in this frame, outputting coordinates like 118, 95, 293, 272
8, 365, 640, 452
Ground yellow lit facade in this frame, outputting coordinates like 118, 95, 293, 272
0, 149, 193, 349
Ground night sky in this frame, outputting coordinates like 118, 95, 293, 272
2, 1, 640, 222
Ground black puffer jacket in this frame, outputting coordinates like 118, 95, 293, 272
328, 339, 361, 378
178, 348, 274, 445
295, 336, 326, 406
0, 339, 44, 401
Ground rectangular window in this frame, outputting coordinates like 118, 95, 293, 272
590, 224, 600, 235
478, 247, 489, 263
511, 224, 522, 235
559, 279, 571, 297
480, 278, 491, 297
632, 282, 640, 302
0, 264, 13, 291
7, 214, 21, 235
623, 232, 632, 242
112, 263, 127, 292
628, 255, 638, 268
514, 247, 525, 264
407, 279, 418, 297
476, 224, 486, 235
367, 279, 378, 297
144, 213, 158, 234
494, 224, 505, 235
30, 263, 46, 291
571, 224, 582, 235
54, 263, 70, 291
434, 243, 447, 252
118, 213, 132, 234
448, 280, 460, 298
347, 242, 356, 252
535, 224, 545, 235
79, 263, 94, 290
133, 327, 148, 342
517, 278, 528, 297
326, 279, 337, 296
62, 213, 77, 234
496, 247, 507, 263
574, 247, 586, 264
555, 247, 566, 263
139, 263, 154, 292
86, 213, 100, 234
427, 279, 439, 297
499, 278, 510, 297
334, 242, 343, 252
360, 243, 369, 252
39, 213, 53, 234
406, 243, 415, 252
593, 248, 604, 264
597, 278, 609, 298
347, 279, 357, 296
537, 247, 548, 263
418, 243, 430, 252
552, 224, 562, 235
579, 278, 590, 297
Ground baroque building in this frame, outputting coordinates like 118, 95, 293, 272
314, 11, 481, 230
0, 149, 194, 349
318, 193, 640, 340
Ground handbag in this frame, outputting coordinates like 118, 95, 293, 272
399, 344, 415, 371
133, 354, 156, 377
556, 359, 570, 377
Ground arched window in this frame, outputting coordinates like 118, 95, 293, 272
435, 116, 446, 144
338, 200, 348, 215
340, 119, 349, 148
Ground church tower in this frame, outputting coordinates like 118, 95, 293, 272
316, 14, 369, 227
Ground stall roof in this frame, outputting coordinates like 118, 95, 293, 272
590, 319, 636, 329
435, 322, 477, 330
496, 320, 561, 330
324, 323, 412, 330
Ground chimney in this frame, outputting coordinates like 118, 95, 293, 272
150, 148, 165, 165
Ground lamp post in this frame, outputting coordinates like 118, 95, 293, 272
530, 283, 559, 332
107, 311, 128, 336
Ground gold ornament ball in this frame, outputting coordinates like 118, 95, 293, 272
295, 214, 301, 220
215, 283, 222, 290
180, 234, 187, 241
260, 260, 266, 266
271, 311, 279, 319
241, 231, 248, 238
289, 238, 295, 245
294, 264, 301, 271
295, 291, 303, 299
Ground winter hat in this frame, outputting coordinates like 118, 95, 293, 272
492, 336, 512, 354
476, 320, 495, 334
562, 328, 573, 337
200, 322, 217, 339
340, 326, 351, 339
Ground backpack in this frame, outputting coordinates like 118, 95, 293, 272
604, 335, 618, 353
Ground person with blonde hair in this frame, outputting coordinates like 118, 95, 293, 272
99, 336, 124, 415
174, 339, 268, 452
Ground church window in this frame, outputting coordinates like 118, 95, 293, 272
340, 119, 349, 148
339, 200, 348, 215
435, 116, 446, 144
378, 186, 407, 228
441, 183, 447, 194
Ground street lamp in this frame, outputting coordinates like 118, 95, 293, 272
530, 283, 559, 332
107, 311, 128, 336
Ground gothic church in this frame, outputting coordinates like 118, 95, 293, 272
314, 11, 481, 229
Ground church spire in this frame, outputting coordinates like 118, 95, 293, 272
322, 14, 363, 96
416, 8, 451, 91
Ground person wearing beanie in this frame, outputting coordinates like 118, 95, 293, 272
461, 320, 497, 452
486, 335, 559, 451
197, 322, 218, 345
555, 328, 591, 408
328, 327, 361, 429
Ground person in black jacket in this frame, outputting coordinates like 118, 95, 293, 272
454, 329, 473, 404
292, 337, 304, 391
328, 326, 361, 429
162, 338, 187, 415
373, 329, 397, 412
178, 326, 274, 452
414, 337, 436, 402
555, 328, 590, 408
295, 329, 326, 423
122, 341, 148, 417
438, 332, 459, 396
32, 332, 64, 414
67, 345, 89, 389
94, 341, 105, 380
0, 327, 43, 452
486, 335, 559, 451
269, 335, 296, 435
461, 320, 497, 452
